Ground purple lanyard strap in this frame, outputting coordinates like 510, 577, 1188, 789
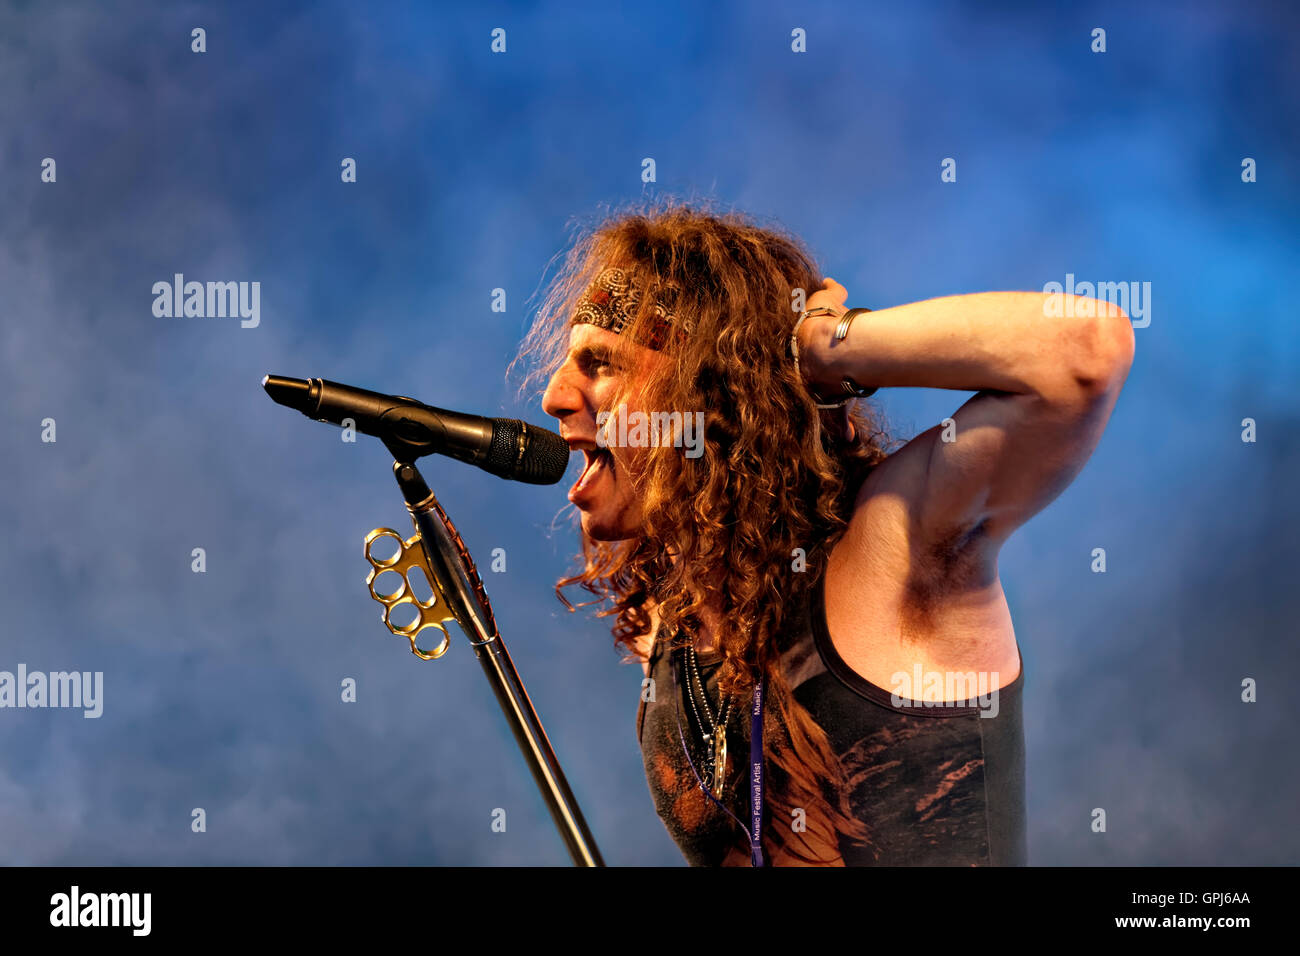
670, 650, 766, 867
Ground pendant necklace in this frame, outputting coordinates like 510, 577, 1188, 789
684, 642, 731, 797
668, 635, 768, 867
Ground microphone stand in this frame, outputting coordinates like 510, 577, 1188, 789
380, 455, 605, 867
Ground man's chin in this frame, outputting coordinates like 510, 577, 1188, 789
579, 510, 638, 542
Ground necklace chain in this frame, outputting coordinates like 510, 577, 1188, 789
683, 642, 731, 785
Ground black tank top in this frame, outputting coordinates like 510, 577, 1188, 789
636, 550, 1027, 866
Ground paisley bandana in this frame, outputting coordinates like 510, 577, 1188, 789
570, 267, 690, 350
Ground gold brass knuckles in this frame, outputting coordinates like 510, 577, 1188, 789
363, 527, 455, 660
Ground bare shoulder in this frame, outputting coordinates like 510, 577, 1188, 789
821, 439, 1022, 696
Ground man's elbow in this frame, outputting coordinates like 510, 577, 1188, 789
1069, 300, 1135, 396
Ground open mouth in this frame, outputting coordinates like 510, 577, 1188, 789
570, 447, 614, 502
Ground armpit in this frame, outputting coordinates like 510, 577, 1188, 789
899, 518, 995, 642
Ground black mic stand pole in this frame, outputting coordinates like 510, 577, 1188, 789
383, 455, 604, 867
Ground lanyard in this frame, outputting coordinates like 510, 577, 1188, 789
749, 677, 765, 866
670, 648, 766, 867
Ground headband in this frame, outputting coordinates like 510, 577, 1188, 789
570, 267, 690, 350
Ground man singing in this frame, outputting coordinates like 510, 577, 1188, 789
517, 200, 1134, 866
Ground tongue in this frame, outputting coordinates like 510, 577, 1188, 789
576, 450, 610, 492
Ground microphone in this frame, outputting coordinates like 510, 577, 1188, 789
262, 375, 570, 485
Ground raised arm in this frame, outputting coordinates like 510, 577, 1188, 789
797, 282, 1135, 551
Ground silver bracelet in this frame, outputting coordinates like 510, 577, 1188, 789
790, 307, 878, 408
836, 308, 871, 341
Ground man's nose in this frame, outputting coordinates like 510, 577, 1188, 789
542, 367, 583, 420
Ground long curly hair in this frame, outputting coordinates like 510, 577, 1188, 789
514, 197, 896, 864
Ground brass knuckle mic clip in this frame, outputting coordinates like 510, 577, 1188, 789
363, 526, 455, 660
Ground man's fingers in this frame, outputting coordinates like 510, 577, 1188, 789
822, 277, 849, 303
805, 277, 849, 315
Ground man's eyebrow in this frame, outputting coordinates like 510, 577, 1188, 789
568, 343, 623, 364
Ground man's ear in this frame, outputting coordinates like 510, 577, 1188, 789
817, 405, 855, 445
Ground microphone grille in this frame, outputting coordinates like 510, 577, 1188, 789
487, 417, 522, 476
486, 419, 571, 485
520, 424, 573, 485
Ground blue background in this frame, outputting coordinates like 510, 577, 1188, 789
2, 0, 1297, 864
